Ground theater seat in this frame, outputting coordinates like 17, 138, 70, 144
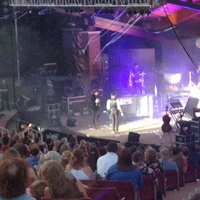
165, 170, 179, 191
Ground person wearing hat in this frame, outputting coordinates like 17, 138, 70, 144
160, 147, 179, 172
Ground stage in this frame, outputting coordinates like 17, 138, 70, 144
60, 111, 178, 147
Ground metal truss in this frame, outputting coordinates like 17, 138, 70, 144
8, 0, 153, 8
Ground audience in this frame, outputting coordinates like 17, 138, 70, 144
39, 160, 87, 199
97, 141, 118, 178
65, 148, 94, 180
169, 146, 187, 173
160, 147, 179, 172
0, 158, 36, 200
105, 147, 143, 190
29, 180, 48, 200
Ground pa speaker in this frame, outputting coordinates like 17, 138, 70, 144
128, 132, 140, 143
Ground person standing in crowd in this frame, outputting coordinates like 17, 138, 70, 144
90, 90, 101, 128
106, 93, 123, 133
0, 79, 10, 111
128, 63, 145, 94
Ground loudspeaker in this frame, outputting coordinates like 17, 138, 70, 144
184, 96, 199, 118
128, 132, 140, 143
66, 117, 76, 127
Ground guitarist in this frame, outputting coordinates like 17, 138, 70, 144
0, 80, 10, 111
128, 63, 145, 94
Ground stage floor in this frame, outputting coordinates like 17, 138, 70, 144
60, 112, 178, 147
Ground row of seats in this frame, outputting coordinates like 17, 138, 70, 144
40, 165, 199, 200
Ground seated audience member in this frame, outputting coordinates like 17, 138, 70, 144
133, 150, 156, 179
105, 147, 143, 191
14, 143, 37, 186
37, 150, 87, 198
169, 146, 187, 173
86, 143, 100, 172
160, 147, 179, 172
3, 147, 20, 160
133, 150, 163, 200
187, 142, 200, 165
27, 144, 40, 171
61, 150, 72, 170
66, 148, 94, 180
1, 135, 10, 153
29, 180, 48, 200
97, 141, 118, 178
0, 158, 36, 200
39, 160, 87, 199
145, 146, 164, 173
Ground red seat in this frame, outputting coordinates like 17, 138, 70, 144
179, 169, 185, 187
86, 187, 120, 200
184, 165, 197, 183
138, 175, 157, 200
81, 180, 136, 200
156, 172, 167, 197
165, 170, 179, 191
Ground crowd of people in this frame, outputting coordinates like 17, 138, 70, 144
0, 127, 200, 200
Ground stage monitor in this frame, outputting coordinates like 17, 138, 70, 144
184, 96, 199, 119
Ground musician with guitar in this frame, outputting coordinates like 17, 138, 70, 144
0, 79, 10, 111
128, 63, 145, 94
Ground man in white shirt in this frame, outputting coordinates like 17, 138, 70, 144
97, 141, 118, 178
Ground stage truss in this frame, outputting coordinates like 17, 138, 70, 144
8, 0, 155, 8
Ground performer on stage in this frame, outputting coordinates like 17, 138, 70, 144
128, 63, 145, 94
0, 79, 10, 111
91, 90, 101, 128
106, 93, 123, 133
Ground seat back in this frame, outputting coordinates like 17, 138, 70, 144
138, 175, 157, 200
165, 170, 179, 191
179, 169, 185, 187
86, 187, 120, 200
156, 172, 166, 197
87, 180, 136, 200
184, 165, 197, 183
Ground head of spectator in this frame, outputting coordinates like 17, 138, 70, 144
118, 147, 136, 171
39, 160, 74, 198
14, 143, 30, 158
1, 135, 10, 153
0, 158, 30, 199
86, 143, 100, 172
160, 147, 171, 160
182, 146, 190, 157
3, 147, 20, 160
133, 150, 145, 166
68, 135, 78, 150
144, 147, 157, 164
29, 180, 48, 200
61, 150, 72, 170
60, 137, 68, 144
70, 148, 85, 168
107, 141, 118, 153
29, 144, 40, 158
46, 138, 54, 151
59, 143, 71, 155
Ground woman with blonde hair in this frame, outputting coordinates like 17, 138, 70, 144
66, 148, 94, 180
39, 160, 87, 199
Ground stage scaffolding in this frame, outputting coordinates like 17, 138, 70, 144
8, 0, 154, 8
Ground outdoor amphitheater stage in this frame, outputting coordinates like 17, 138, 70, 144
60, 111, 178, 147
